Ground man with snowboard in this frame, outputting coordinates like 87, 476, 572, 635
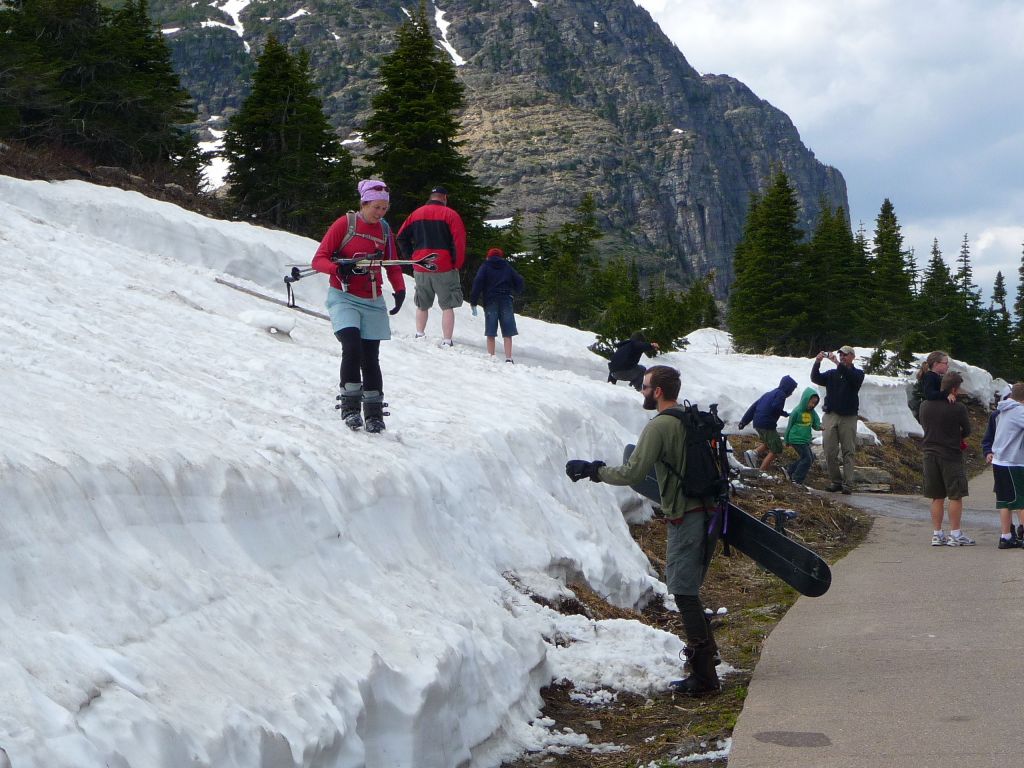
564, 365, 721, 696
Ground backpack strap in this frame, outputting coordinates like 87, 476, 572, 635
655, 408, 688, 486
333, 211, 388, 259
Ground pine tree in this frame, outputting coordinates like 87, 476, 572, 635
868, 199, 915, 341
726, 172, 807, 354
103, 0, 201, 176
223, 36, 355, 236
0, 0, 200, 182
987, 271, 1014, 378
1014, 243, 1024, 323
362, 1, 496, 290
805, 203, 859, 350
916, 239, 956, 350
948, 234, 987, 363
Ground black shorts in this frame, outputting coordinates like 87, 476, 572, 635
993, 464, 1024, 510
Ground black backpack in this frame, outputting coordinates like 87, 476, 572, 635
658, 401, 730, 500
907, 378, 925, 421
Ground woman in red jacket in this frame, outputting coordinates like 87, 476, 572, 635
312, 179, 406, 433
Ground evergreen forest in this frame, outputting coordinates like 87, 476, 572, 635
727, 172, 1023, 381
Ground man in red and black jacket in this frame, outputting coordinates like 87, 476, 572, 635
396, 186, 467, 346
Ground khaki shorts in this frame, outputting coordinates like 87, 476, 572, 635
756, 427, 784, 454
922, 452, 968, 500
414, 270, 463, 310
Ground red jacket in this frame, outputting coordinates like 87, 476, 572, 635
395, 201, 466, 272
312, 214, 405, 299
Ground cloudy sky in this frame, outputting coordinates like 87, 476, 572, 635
637, 0, 1024, 301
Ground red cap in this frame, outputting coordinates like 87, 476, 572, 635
486, 247, 504, 259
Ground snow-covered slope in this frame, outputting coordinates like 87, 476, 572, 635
0, 177, 991, 767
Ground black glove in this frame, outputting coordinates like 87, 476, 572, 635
565, 460, 605, 483
389, 290, 406, 316
336, 260, 356, 278
737, 421, 747, 430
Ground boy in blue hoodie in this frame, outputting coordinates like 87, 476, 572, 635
783, 387, 822, 484
992, 383, 1024, 548
738, 375, 798, 472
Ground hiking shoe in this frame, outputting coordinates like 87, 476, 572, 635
826, 483, 843, 492
744, 449, 760, 469
439, 339, 454, 347
931, 532, 948, 546
781, 466, 791, 481
505, 358, 514, 364
841, 487, 853, 495
1017, 524, 1023, 540
946, 532, 976, 547
998, 537, 1021, 549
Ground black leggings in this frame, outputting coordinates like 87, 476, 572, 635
336, 328, 382, 391
674, 593, 710, 644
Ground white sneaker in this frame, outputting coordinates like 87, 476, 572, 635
744, 449, 760, 469
930, 532, 947, 546
414, 332, 426, 339
946, 532, 976, 547
439, 339, 454, 348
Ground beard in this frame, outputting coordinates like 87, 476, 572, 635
642, 393, 658, 411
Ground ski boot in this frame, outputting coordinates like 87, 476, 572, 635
670, 641, 721, 697
683, 615, 721, 674
362, 391, 388, 434
336, 383, 363, 430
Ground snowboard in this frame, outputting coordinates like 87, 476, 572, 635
623, 444, 832, 597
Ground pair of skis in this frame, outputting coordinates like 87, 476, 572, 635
283, 251, 438, 307
285, 251, 439, 284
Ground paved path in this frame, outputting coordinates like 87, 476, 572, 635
728, 468, 1024, 768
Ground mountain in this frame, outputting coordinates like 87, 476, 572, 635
153, 0, 848, 295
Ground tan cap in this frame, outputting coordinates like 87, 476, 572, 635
838, 345, 855, 356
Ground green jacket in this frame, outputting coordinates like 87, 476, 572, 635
598, 406, 716, 521
784, 387, 822, 446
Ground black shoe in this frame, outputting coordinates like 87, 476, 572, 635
826, 483, 843, 492
998, 537, 1021, 549
607, 374, 617, 384
1017, 524, 1023, 541
841, 487, 853, 495
668, 675, 720, 696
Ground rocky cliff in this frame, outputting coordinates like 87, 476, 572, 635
154, 0, 848, 294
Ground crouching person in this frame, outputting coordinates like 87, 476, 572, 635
564, 365, 721, 695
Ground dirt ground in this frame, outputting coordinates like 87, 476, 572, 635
502, 402, 991, 767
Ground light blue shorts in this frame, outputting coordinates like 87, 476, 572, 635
326, 288, 392, 340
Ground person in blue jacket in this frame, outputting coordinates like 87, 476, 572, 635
738, 375, 798, 472
469, 248, 525, 363
607, 332, 660, 390
811, 346, 866, 494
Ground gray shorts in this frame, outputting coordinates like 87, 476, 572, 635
325, 288, 392, 340
665, 509, 712, 596
922, 452, 968, 500
414, 270, 463, 310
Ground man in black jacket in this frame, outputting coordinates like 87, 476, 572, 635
811, 345, 865, 494
607, 332, 660, 390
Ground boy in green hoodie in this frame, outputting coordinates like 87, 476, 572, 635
783, 387, 823, 484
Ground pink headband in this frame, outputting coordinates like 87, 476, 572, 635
358, 179, 389, 203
